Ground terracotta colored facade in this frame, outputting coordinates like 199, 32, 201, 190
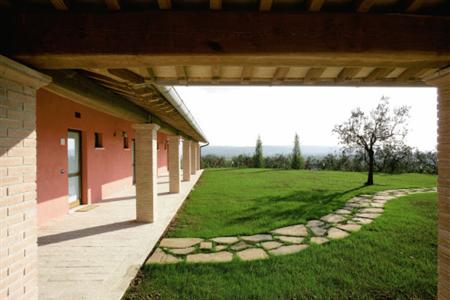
36, 89, 168, 225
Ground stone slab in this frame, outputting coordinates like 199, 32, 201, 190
327, 228, 349, 239
271, 225, 308, 237
200, 242, 213, 249
269, 244, 308, 256
351, 217, 374, 225
169, 247, 196, 255
237, 248, 269, 261
159, 238, 203, 248
337, 224, 362, 232
211, 237, 239, 244
277, 236, 304, 244
261, 241, 283, 250
335, 209, 352, 215
310, 237, 329, 245
230, 241, 250, 251
241, 234, 273, 242
321, 214, 346, 224
355, 213, 381, 219
146, 249, 181, 264
186, 251, 233, 263
307, 220, 324, 227
360, 208, 384, 214
310, 226, 327, 236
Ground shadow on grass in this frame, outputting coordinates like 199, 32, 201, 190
225, 185, 366, 228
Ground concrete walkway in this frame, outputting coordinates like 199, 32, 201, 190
37, 170, 203, 300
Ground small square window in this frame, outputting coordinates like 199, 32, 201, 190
94, 132, 103, 148
123, 137, 129, 149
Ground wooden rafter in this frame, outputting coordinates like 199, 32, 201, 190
356, 0, 376, 13
364, 67, 395, 82
304, 67, 325, 83
211, 65, 221, 82
107, 69, 145, 84
396, 68, 425, 82
336, 67, 361, 82
50, 0, 68, 10
146, 67, 156, 81
259, 0, 273, 11
157, 0, 171, 9
210, 0, 222, 10
241, 66, 254, 83
307, 0, 325, 12
272, 67, 290, 83
175, 66, 188, 84
405, 0, 423, 13
105, 0, 120, 10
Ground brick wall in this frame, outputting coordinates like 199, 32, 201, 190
0, 56, 51, 300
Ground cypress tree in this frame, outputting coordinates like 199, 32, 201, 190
291, 133, 304, 169
253, 135, 264, 168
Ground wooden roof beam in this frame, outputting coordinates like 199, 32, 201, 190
307, 0, 325, 12
336, 67, 361, 82
5, 12, 450, 69
304, 67, 325, 83
364, 67, 395, 82
259, 0, 273, 11
211, 65, 221, 82
272, 67, 289, 83
405, 0, 423, 13
356, 0, 376, 13
396, 67, 425, 82
105, 0, 120, 10
50, 0, 68, 10
175, 66, 188, 84
146, 67, 156, 82
241, 66, 254, 83
210, 0, 222, 10
157, 0, 171, 9
107, 69, 145, 84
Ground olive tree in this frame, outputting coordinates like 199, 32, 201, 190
333, 97, 410, 185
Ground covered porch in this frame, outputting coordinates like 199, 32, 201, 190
37, 171, 203, 300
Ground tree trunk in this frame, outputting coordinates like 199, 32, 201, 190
366, 149, 374, 185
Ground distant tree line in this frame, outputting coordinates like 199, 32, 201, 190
201, 147, 437, 174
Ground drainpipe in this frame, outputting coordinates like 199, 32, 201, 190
154, 85, 208, 143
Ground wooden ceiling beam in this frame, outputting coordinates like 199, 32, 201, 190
336, 67, 361, 82
364, 67, 395, 82
157, 0, 171, 9
107, 69, 145, 84
272, 67, 290, 83
241, 66, 253, 83
259, 0, 273, 11
356, 0, 376, 13
304, 67, 325, 83
5, 12, 450, 69
396, 67, 425, 82
146, 67, 156, 81
307, 0, 325, 12
211, 65, 221, 82
50, 0, 68, 10
175, 66, 188, 84
405, 0, 423, 13
210, 0, 222, 10
105, 0, 120, 10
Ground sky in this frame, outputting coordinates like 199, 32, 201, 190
175, 86, 438, 151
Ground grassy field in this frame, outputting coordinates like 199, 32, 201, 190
168, 169, 436, 238
126, 192, 437, 299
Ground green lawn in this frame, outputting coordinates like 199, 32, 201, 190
126, 192, 437, 299
168, 169, 436, 238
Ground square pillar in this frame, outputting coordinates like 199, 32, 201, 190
191, 141, 197, 175
426, 69, 450, 300
0, 56, 51, 300
182, 139, 191, 181
196, 143, 201, 170
132, 123, 159, 223
167, 135, 181, 193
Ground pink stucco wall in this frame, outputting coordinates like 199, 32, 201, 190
36, 89, 168, 225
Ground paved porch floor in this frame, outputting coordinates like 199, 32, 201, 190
37, 171, 203, 300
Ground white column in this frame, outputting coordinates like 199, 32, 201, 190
132, 123, 159, 223
183, 139, 191, 181
167, 135, 181, 193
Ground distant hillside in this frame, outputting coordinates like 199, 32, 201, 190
202, 145, 340, 158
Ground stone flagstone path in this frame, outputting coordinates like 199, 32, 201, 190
147, 188, 435, 264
